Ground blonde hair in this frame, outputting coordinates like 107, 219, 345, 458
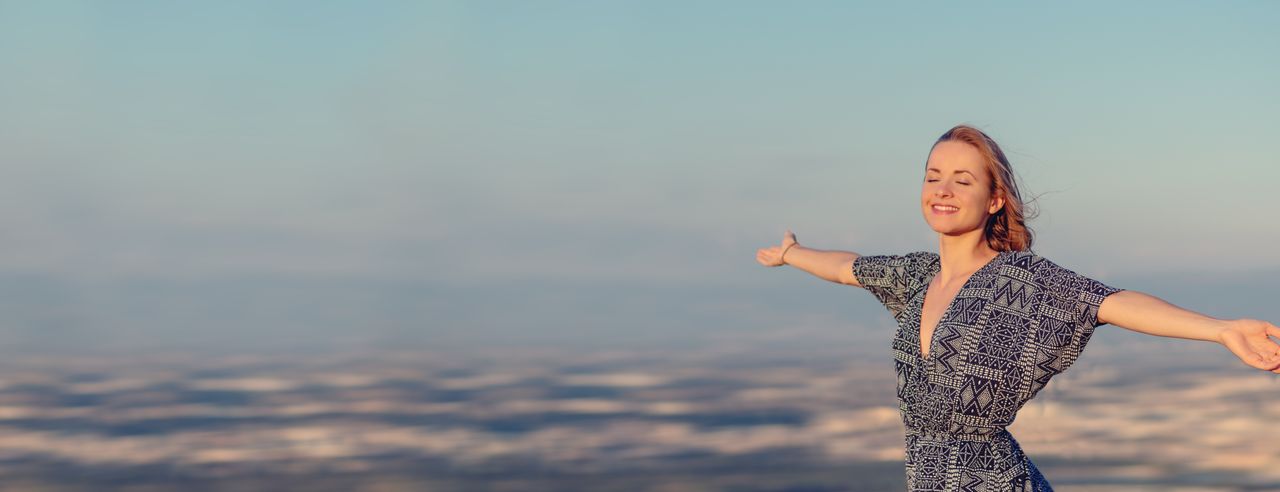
934, 125, 1035, 251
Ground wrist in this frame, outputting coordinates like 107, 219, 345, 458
780, 243, 799, 265
1213, 319, 1239, 345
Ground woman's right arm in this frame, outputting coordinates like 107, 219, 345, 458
756, 230, 862, 287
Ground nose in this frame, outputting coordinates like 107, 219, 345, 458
934, 184, 952, 198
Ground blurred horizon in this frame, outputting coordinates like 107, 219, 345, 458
0, 338, 1273, 491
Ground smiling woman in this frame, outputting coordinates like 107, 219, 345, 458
922, 126, 1033, 253
755, 124, 1280, 492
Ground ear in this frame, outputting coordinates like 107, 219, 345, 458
988, 195, 1005, 214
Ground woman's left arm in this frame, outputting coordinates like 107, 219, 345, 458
1098, 290, 1280, 373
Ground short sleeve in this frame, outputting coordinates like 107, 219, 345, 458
1047, 262, 1123, 329
1033, 257, 1125, 373
853, 251, 934, 319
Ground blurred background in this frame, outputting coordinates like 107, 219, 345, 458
0, 1, 1277, 490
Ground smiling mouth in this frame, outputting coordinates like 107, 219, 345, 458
931, 204, 959, 214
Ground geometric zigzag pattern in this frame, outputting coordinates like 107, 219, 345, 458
855, 250, 1123, 492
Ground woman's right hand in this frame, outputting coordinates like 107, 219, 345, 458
756, 230, 798, 267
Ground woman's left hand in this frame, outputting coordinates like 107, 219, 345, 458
1217, 319, 1280, 373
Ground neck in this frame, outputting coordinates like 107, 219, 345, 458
936, 230, 1000, 282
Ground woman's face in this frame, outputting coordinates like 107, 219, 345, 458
920, 140, 1004, 238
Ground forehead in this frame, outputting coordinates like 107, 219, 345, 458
925, 140, 985, 173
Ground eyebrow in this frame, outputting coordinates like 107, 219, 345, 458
925, 167, 977, 178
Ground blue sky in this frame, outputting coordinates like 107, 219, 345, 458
0, 1, 1276, 352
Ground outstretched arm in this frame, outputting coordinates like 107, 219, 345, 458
756, 230, 862, 286
1098, 290, 1280, 373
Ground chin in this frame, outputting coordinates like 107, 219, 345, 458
923, 218, 980, 236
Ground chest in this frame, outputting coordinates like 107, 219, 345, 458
918, 277, 967, 345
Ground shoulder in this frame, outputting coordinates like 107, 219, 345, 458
904, 251, 938, 263
902, 251, 940, 282
856, 251, 936, 268
852, 251, 937, 286
1002, 250, 1114, 294
896, 251, 939, 274
1002, 250, 1069, 276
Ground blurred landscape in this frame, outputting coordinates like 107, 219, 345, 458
2, 2, 1278, 491
0, 328, 1276, 492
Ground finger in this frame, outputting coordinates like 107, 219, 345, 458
1241, 350, 1275, 370
1266, 323, 1280, 339
1253, 339, 1280, 355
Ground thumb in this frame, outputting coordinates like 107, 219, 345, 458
784, 229, 796, 243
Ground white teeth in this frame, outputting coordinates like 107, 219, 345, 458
933, 205, 958, 212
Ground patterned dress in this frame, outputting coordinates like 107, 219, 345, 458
852, 250, 1123, 492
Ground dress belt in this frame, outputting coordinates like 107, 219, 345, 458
904, 425, 1005, 443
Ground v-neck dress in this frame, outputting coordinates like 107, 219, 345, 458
853, 250, 1123, 492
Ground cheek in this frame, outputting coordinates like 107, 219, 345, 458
961, 188, 992, 206
952, 191, 986, 217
